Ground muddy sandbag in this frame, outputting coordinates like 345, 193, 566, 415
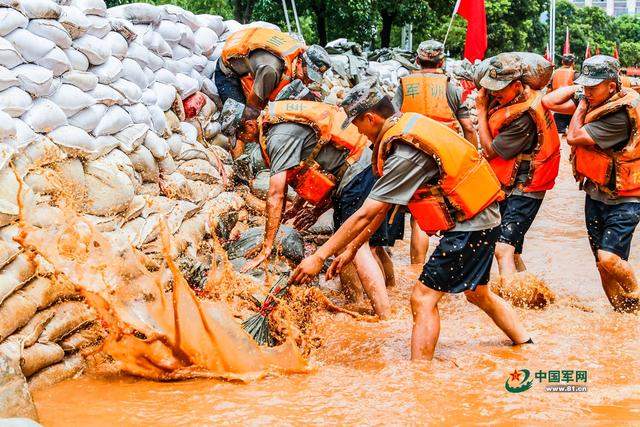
0, 110, 17, 141
0, 236, 21, 270
178, 159, 220, 184
83, 155, 135, 215
59, 5, 90, 39
467, 52, 553, 90
128, 144, 158, 183
16, 310, 55, 348
227, 225, 304, 265
490, 272, 555, 309
0, 275, 70, 341
38, 301, 94, 343
59, 322, 103, 353
114, 123, 148, 153
27, 354, 84, 392
0, 254, 36, 306
20, 342, 64, 377
0, 338, 38, 419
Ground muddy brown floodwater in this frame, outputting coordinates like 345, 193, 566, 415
32, 147, 640, 425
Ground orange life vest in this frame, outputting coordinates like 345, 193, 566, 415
374, 113, 503, 234
572, 89, 640, 197
551, 67, 574, 91
399, 70, 462, 134
258, 100, 369, 205
488, 88, 561, 193
221, 28, 306, 109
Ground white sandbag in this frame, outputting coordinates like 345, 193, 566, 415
199, 14, 225, 36
18, 0, 61, 19
0, 111, 16, 141
35, 47, 71, 77
85, 15, 110, 38
48, 76, 61, 96
110, 78, 142, 103
174, 22, 194, 49
0, 66, 19, 91
0, 87, 32, 117
201, 78, 218, 99
162, 59, 181, 75
61, 70, 97, 91
27, 19, 71, 49
13, 119, 37, 149
152, 82, 176, 111
191, 55, 208, 73
120, 58, 147, 89
131, 23, 150, 38
93, 135, 119, 158
48, 83, 95, 116
194, 28, 218, 56
21, 99, 67, 132
89, 83, 124, 106
90, 56, 122, 84
154, 68, 176, 86
141, 88, 157, 106
180, 122, 198, 142
143, 66, 154, 85
48, 125, 111, 160
22, 135, 66, 166
162, 5, 200, 30
0, 8, 29, 37
147, 104, 168, 136
124, 103, 152, 127
5, 29, 55, 63
58, 5, 89, 39
13, 64, 53, 97
143, 131, 168, 159
93, 105, 132, 136
223, 20, 243, 34
0, 169, 35, 227
72, 34, 110, 65
189, 68, 203, 87
70, 0, 106, 17
202, 61, 216, 79
109, 3, 160, 24
128, 144, 158, 183
125, 41, 150, 68
156, 20, 180, 43
83, 154, 134, 215
143, 30, 172, 57
68, 103, 106, 132
108, 17, 136, 42
114, 123, 147, 153
64, 48, 89, 71
171, 44, 191, 61
145, 51, 164, 72
166, 133, 182, 158
174, 73, 198, 99
103, 31, 128, 60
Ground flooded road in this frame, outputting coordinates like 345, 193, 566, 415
32, 148, 640, 425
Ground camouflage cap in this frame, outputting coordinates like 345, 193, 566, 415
562, 53, 576, 63
417, 40, 445, 61
575, 55, 620, 87
339, 79, 387, 129
303, 45, 331, 83
479, 53, 524, 91
219, 98, 245, 137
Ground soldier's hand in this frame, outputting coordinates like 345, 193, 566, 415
476, 88, 489, 112
290, 254, 324, 286
326, 246, 357, 280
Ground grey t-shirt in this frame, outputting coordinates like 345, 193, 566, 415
491, 113, 545, 200
368, 143, 501, 232
265, 122, 366, 189
582, 109, 640, 204
393, 79, 470, 120
225, 49, 284, 102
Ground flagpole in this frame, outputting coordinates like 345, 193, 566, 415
443, 0, 461, 48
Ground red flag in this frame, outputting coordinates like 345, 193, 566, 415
613, 44, 619, 59
455, 0, 487, 62
595, 45, 601, 55
563, 27, 571, 55
585, 42, 591, 59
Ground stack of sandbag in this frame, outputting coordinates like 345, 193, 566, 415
0, 1, 274, 399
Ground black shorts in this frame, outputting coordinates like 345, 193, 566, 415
333, 166, 405, 247
585, 195, 640, 261
554, 113, 572, 133
498, 195, 543, 254
419, 226, 500, 294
